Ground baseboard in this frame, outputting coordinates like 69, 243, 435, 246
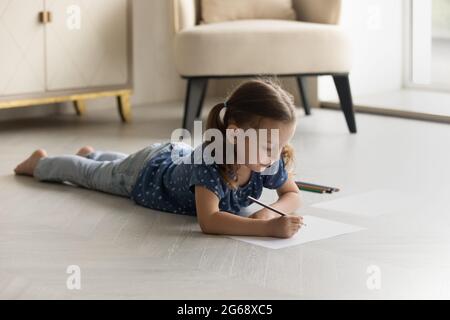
321, 101, 450, 124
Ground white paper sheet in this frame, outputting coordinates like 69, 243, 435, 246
229, 216, 365, 249
311, 189, 415, 217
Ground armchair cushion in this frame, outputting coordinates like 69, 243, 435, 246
201, 0, 297, 24
174, 20, 351, 76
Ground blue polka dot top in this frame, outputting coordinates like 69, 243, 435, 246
130, 142, 288, 216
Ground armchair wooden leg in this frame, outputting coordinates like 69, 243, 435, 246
296, 76, 312, 116
182, 77, 209, 131
333, 74, 357, 134
117, 92, 132, 123
74, 100, 86, 116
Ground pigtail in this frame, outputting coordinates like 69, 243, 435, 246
206, 103, 227, 133
205, 102, 240, 190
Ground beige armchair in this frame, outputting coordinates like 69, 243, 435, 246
173, 0, 357, 133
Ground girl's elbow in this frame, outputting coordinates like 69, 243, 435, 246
200, 224, 221, 236
198, 218, 210, 234
199, 222, 213, 235
197, 214, 218, 235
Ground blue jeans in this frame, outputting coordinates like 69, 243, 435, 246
34, 143, 170, 197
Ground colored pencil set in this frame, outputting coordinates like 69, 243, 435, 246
295, 181, 340, 194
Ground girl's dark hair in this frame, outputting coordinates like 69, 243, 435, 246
206, 78, 296, 189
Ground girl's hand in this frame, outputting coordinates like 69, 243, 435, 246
267, 215, 303, 239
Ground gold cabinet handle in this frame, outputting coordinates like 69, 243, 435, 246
38, 11, 45, 23
38, 11, 52, 24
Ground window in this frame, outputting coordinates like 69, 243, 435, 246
407, 0, 450, 91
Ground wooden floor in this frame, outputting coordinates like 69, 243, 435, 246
1, 101, 450, 299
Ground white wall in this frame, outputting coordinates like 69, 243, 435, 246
132, 0, 186, 105
319, 0, 405, 101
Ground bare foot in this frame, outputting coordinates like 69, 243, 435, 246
76, 146, 95, 157
14, 149, 48, 176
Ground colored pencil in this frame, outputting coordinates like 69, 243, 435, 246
248, 196, 307, 227
298, 186, 327, 194
299, 181, 340, 192
296, 181, 340, 193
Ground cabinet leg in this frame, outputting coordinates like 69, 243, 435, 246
117, 92, 132, 123
74, 100, 86, 116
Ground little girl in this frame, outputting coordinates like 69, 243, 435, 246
15, 80, 303, 239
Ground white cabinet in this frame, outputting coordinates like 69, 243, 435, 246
0, 0, 46, 96
0, 0, 133, 122
45, 0, 129, 90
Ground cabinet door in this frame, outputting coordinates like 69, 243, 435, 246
0, 0, 46, 96
45, 0, 129, 91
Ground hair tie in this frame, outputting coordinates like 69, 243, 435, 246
220, 101, 228, 124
